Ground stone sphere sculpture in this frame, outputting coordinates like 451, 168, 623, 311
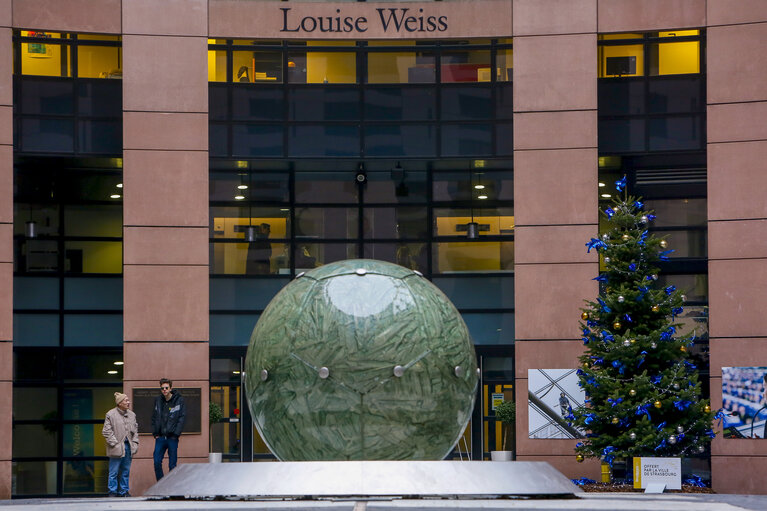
244, 259, 478, 461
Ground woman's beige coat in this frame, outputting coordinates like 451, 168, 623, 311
102, 407, 139, 458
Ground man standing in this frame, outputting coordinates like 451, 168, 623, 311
102, 392, 139, 497
151, 378, 186, 481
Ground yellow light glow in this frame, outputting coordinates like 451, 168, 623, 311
107, 370, 118, 375
478, 195, 488, 200
237, 185, 248, 190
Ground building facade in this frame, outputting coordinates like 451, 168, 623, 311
1, 0, 766, 498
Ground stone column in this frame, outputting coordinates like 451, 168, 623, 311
121, 0, 210, 496
0, 0, 11, 500
512, 0, 599, 479
706, 1, 767, 494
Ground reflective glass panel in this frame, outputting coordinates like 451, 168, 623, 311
63, 459, 107, 495
644, 198, 706, 227
656, 273, 708, 302
210, 277, 291, 310
289, 88, 360, 121
364, 124, 437, 157
210, 313, 260, 346
363, 207, 428, 239
294, 243, 357, 270
64, 205, 121, 237
295, 207, 358, 239
652, 229, 707, 258
233, 51, 282, 83
648, 115, 702, 151
13, 425, 58, 458
12, 461, 58, 495
63, 387, 120, 420
210, 241, 288, 275
362, 242, 427, 273
441, 124, 492, 156
21, 37, 71, 77
295, 172, 358, 203
287, 51, 357, 84
364, 87, 436, 121
62, 424, 107, 457
598, 118, 645, 153
433, 275, 515, 309
364, 169, 428, 204
496, 47, 512, 82
232, 86, 284, 121
649, 40, 700, 76
14, 349, 58, 380
211, 359, 242, 381
441, 87, 492, 120
232, 124, 283, 157
288, 125, 359, 157
13, 387, 58, 420
63, 241, 122, 273
210, 206, 290, 239
599, 44, 644, 78
62, 353, 124, 382
64, 314, 123, 346
210, 172, 290, 202
434, 208, 515, 236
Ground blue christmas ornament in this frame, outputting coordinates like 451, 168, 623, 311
647, 214, 656, 221
593, 274, 608, 282
628, 263, 637, 271
656, 421, 667, 430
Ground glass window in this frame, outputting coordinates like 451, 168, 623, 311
288, 125, 359, 157
63, 387, 119, 420
644, 198, 706, 227
208, 48, 227, 82
20, 31, 71, 77
233, 51, 282, 83
232, 86, 284, 121
13, 313, 59, 346
657, 274, 708, 303
652, 229, 707, 258
462, 312, 515, 345
363, 207, 428, 239
19, 79, 74, 115
63, 314, 123, 346
433, 241, 514, 273
13, 424, 58, 458
368, 50, 436, 84
77, 45, 121, 78
64, 277, 122, 310
288, 88, 360, 121
433, 170, 514, 202
441, 50, 491, 83
649, 39, 700, 76
599, 42, 644, 78
64, 205, 121, 237
433, 275, 515, 309
14, 387, 58, 420
294, 243, 357, 270
12, 461, 58, 496
288, 51, 357, 84
496, 47, 512, 82
598, 79, 645, 115
211, 360, 242, 382
232, 124, 283, 157
441, 124, 492, 156
210, 241, 288, 275
364, 168, 428, 204
210, 172, 290, 203
441, 87, 492, 120
62, 353, 124, 382
14, 277, 59, 309
63, 459, 107, 495
63, 241, 122, 273
295, 172, 358, 203
211, 277, 291, 310
433, 208, 515, 236
364, 125, 437, 157
364, 87, 436, 121
210, 313, 260, 346
296, 207, 358, 239
363, 242, 427, 273
211, 206, 290, 239
20, 118, 75, 153
598, 118, 645, 153
647, 77, 702, 114
14, 350, 58, 380
648, 115, 702, 151
496, 122, 514, 156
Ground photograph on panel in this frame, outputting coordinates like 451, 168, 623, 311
721, 366, 767, 439
528, 368, 585, 439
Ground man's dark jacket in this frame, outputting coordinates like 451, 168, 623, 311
151, 390, 186, 438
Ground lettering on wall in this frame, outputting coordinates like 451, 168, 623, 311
280, 8, 448, 34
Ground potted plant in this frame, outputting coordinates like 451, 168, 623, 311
208, 402, 224, 463
491, 400, 515, 461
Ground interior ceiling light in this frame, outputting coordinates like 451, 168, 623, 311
478, 195, 488, 200
598, 182, 606, 187
107, 370, 118, 375
237, 184, 248, 190
116, 183, 123, 188
234, 194, 245, 200
474, 184, 485, 190
232, 370, 241, 375
601, 193, 612, 198
110, 194, 121, 199
113, 361, 124, 366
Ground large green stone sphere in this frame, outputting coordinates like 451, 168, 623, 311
244, 259, 478, 461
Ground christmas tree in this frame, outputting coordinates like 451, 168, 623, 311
571, 176, 717, 466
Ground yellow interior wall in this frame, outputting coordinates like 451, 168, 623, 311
599, 43, 644, 77
657, 40, 699, 75
77, 46, 120, 78
21, 42, 69, 77
67, 241, 122, 273
306, 41, 355, 84
213, 217, 288, 274
232, 51, 253, 81
367, 52, 416, 83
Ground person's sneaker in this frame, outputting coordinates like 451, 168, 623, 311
120, 492, 131, 497
108, 492, 118, 497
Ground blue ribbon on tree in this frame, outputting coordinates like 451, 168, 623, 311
586, 238, 608, 253
638, 231, 648, 246
593, 274, 608, 282
656, 421, 667, 431
628, 263, 637, 271
572, 478, 596, 486
624, 313, 632, 322
602, 331, 614, 342
637, 285, 649, 300
705, 429, 716, 439
615, 176, 627, 192
683, 474, 707, 487
584, 413, 597, 425
647, 214, 656, 222
659, 249, 675, 261
665, 285, 676, 295
587, 320, 598, 327
654, 439, 667, 451
608, 397, 623, 407
597, 298, 611, 312
636, 404, 651, 419
605, 207, 615, 219
633, 200, 643, 209
651, 375, 662, 384
637, 350, 647, 368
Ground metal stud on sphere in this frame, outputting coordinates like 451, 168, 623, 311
244, 259, 478, 461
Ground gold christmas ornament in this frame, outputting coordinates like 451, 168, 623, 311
654, 400, 662, 409
651, 305, 660, 313
611, 417, 619, 425
630, 338, 636, 344
622, 234, 630, 241
583, 362, 590, 368
576, 454, 584, 463
704, 405, 711, 413
613, 321, 622, 330
581, 312, 589, 320
680, 345, 687, 353
629, 389, 636, 397
660, 240, 668, 249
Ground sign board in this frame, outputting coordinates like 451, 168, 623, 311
491, 393, 504, 411
632, 457, 681, 490
132, 387, 202, 435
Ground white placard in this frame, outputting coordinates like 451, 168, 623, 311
633, 457, 681, 490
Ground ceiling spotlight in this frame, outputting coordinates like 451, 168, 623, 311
110, 194, 121, 199
232, 370, 241, 375
113, 361, 124, 366
234, 194, 245, 200
116, 183, 123, 188
237, 184, 248, 190
601, 193, 612, 198
474, 184, 485, 190
598, 182, 605, 187
107, 370, 118, 375
477, 195, 488, 200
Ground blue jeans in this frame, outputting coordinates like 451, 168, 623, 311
153, 436, 179, 481
107, 440, 132, 495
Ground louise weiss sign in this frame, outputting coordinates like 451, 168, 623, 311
633, 457, 681, 490
282, 7, 447, 34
